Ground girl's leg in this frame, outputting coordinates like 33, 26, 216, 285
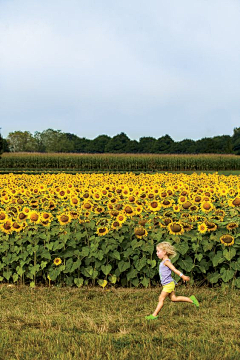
152, 291, 169, 316
169, 291, 193, 303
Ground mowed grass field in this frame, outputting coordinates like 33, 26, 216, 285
0, 285, 239, 360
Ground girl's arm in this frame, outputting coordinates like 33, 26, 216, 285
164, 260, 190, 282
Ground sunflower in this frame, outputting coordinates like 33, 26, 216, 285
111, 221, 122, 230
135, 205, 143, 215
220, 234, 234, 246
167, 222, 184, 235
92, 192, 102, 201
40, 212, 53, 222
123, 205, 135, 217
182, 201, 192, 210
138, 218, 147, 226
30, 199, 39, 209
228, 197, 240, 207
181, 222, 193, 232
226, 222, 238, 231
17, 212, 28, 222
161, 199, 173, 208
228, 188, 237, 197
148, 201, 161, 212
116, 213, 127, 224
206, 221, 218, 232
178, 196, 187, 204
82, 201, 93, 211
160, 217, 172, 228
160, 191, 167, 198
0, 211, 8, 223
214, 209, 225, 220
29, 211, 41, 224
198, 223, 208, 234
122, 187, 130, 197
82, 191, 90, 199
193, 195, 202, 204
96, 226, 109, 236
201, 201, 214, 213
95, 205, 105, 215
17, 198, 25, 205
128, 195, 135, 203
1, 194, 11, 204
0, 219, 13, 234
57, 189, 68, 200
134, 226, 148, 239
12, 221, 23, 233
54, 258, 62, 266
70, 196, 80, 206
48, 200, 57, 211
189, 204, 198, 211
57, 213, 71, 226
173, 204, 181, 212
101, 189, 109, 197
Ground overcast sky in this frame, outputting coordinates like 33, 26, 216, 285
1, 0, 240, 141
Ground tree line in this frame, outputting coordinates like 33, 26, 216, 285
1, 128, 240, 154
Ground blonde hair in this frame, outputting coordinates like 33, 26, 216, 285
156, 242, 177, 258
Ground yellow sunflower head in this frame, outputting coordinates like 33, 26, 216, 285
57, 213, 71, 226
70, 197, 80, 206
0, 211, 8, 223
96, 226, 109, 236
201, 202, 214, 213
226, 222, 238, 231
198, 223, 208, 234
148, 201, 161, 212
229, 197, 240, 207
29, 211, 41, 224
205, 221, 218, 232
123, 205, 135, 217
167, 222, 184, 236
54, 258, 62, 266
111, 221, 122, 230
134, 226, 148, 239
220, 234, 234, 246
12, 221, 23, 233
116, 213, 127, 224
0, 219, 13, 234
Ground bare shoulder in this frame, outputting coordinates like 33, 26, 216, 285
164, 259, 175, 269
163, 259, 171, 266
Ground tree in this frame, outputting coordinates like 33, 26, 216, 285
105, 133, 131, 153
0, 133, 3, 155
172, 139, 196, 154
232, 128, 240, 155
34, 131, 46, 152
86, 135, 111, 153
151, 134, 174, 153
138, 137, 157, 153
38, 129, 75, 153
7, 131, 37, 152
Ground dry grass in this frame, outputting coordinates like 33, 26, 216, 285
0, 285, 240, 360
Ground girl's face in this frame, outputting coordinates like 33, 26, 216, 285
156, 248, 167, 259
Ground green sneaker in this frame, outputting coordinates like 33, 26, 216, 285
190, 295, 199, 308
145, 314, 158, 320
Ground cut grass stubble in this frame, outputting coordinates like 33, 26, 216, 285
0, 285, 240, 360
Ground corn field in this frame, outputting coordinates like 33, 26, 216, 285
1, 153, 240, 171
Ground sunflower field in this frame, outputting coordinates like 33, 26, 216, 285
0, 172, 240, 288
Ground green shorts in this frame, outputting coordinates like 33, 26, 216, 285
162, 281, 175, 293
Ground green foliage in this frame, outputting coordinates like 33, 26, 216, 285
1, 153, 240, 172
3, 128, 238, 154
0, 219, 239, 287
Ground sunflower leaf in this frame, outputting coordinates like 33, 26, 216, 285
223, 248, 236, 261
